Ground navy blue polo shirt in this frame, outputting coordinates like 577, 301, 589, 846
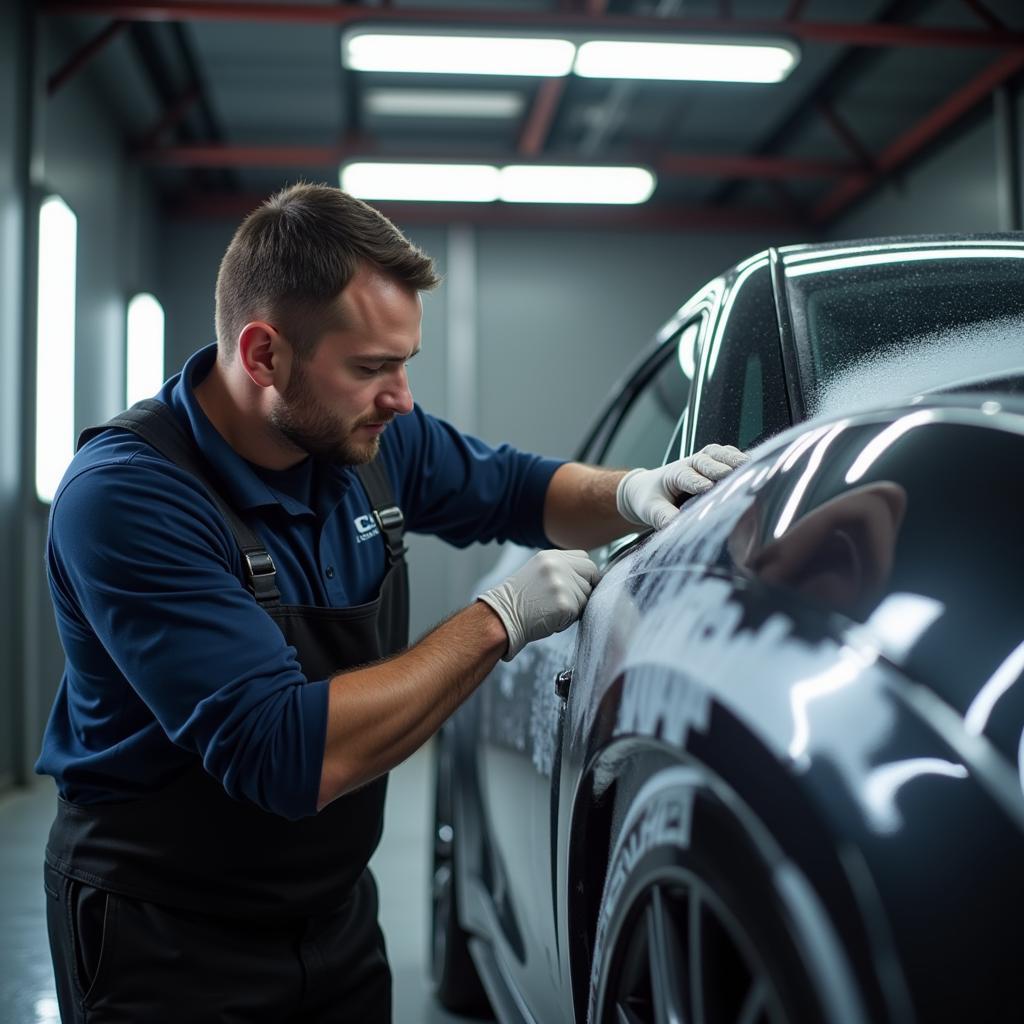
36, 343, 561, 820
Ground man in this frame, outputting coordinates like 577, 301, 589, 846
37, 183, 746, 1023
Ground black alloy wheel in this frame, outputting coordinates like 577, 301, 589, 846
602, 869, 787, 1024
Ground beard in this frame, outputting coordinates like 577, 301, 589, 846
268, 358, 388, 465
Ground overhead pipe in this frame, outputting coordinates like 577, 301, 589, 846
166, 192, 805, 232
40, 3, 1024, 50
136, 142, 858, 180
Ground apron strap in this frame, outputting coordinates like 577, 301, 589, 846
77, 400, 282, 606
354, 459, 407, 568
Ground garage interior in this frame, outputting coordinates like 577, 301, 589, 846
1, 1, 1023, 1022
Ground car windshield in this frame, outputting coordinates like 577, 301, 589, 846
782, 241, 1024, 418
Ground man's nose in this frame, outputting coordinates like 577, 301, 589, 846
379, 372, 414, 416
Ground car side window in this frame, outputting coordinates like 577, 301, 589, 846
692, 261, 790, 454
600, 320, 700, 471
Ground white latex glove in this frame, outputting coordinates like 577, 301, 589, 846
478, 549, 599, 661
616, 443, 749, 531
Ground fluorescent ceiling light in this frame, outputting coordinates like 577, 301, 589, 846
366, 89, 524, 119
341, 161, 657, 205
499, 165, 655, 205
344, 32, 575, 77
342, 162, 500, 202
575, 39, 798, 83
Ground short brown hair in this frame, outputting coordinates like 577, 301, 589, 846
214, 182, 440, 361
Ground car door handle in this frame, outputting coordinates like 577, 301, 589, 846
554, 668, 574, 700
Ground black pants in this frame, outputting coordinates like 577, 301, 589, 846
44, 864, 392, 1023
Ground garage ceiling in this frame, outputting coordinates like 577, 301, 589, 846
40, 0, 1024, 231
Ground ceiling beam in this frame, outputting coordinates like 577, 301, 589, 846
46, 18, 127, 96
518, 79, 567, 157
814, 49, 1024, 224
136, 142, 858, 180
166, 192, 804, 232
40, 3, 1024, 50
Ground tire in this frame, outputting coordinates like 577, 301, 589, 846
430, 729, 491, 1017
588, 765, 841, 1024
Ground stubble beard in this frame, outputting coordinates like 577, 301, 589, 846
269, 358, 383, 465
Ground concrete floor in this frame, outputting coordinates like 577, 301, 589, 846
0, 742, 490, 1024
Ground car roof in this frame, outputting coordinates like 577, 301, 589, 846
774, 232, 1024, 259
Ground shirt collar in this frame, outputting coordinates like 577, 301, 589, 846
161, 342, 352, 517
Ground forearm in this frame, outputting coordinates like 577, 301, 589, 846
318, 600, 508, 809
543, 462, 634, 550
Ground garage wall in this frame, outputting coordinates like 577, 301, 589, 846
828, 85, 1024, 239
0, 2, 33, 792
2, 10, 162, 785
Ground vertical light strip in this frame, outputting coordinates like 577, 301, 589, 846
35, 196, 77, 504
126, 293, 165, 406
446, 224, 480, 611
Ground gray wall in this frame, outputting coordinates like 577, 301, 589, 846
0, 2, 33, 791
828, 90, 1023, 239
0, 5, 161, 786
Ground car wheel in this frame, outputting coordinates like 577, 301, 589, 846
589, 766, 830, 1024
430, 729, 491, 1016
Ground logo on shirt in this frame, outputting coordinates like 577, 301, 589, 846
353, 513, 380, 544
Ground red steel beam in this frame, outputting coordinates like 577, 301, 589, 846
960, 0, 1007, 33
816, 99, 875, 169
658, 153, 855, 179
518, 79, 567, 157
814, 49, 1024, 224
39, 3, 1024, 50
133, 85, 200, 151
167, 192, 804, 232
137, 142, 857, 180
47, 18, 127, 96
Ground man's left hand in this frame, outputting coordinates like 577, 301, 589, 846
616, 444, 749, 531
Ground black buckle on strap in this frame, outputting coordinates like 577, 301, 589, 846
244, 551, 277, 578
373, 506, 404, 532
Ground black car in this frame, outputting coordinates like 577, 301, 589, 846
430, 235, 1024, 1024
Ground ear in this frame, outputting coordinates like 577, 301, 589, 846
238, 321, 287, 389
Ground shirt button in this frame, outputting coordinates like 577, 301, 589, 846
325, 566, 335, 579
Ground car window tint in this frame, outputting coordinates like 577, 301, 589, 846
693, 261, 789, 454
600, 320, 699, 470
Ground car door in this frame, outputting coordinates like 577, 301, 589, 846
473, 311, 708, 1020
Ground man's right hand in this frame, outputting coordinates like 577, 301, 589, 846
477, 549, 599, 661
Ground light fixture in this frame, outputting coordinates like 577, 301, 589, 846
343, 30, 575, 77
365, 89, 524, 119
341, 161, 657, 205
126, 293, 165, 407
574, 38, 799, 83
341, 162, 501, 202
36, 195, 77, 504
499, 165, 654, 204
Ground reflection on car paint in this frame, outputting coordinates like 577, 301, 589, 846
862, 758, 968, 834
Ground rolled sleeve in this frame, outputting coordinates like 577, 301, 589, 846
49, 454, 327, 819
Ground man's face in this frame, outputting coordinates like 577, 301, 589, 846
268, 267, 421, 464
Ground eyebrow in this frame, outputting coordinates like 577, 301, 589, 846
353, 348, 421, 364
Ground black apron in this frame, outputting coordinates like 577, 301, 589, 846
45, 399, 410, 919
